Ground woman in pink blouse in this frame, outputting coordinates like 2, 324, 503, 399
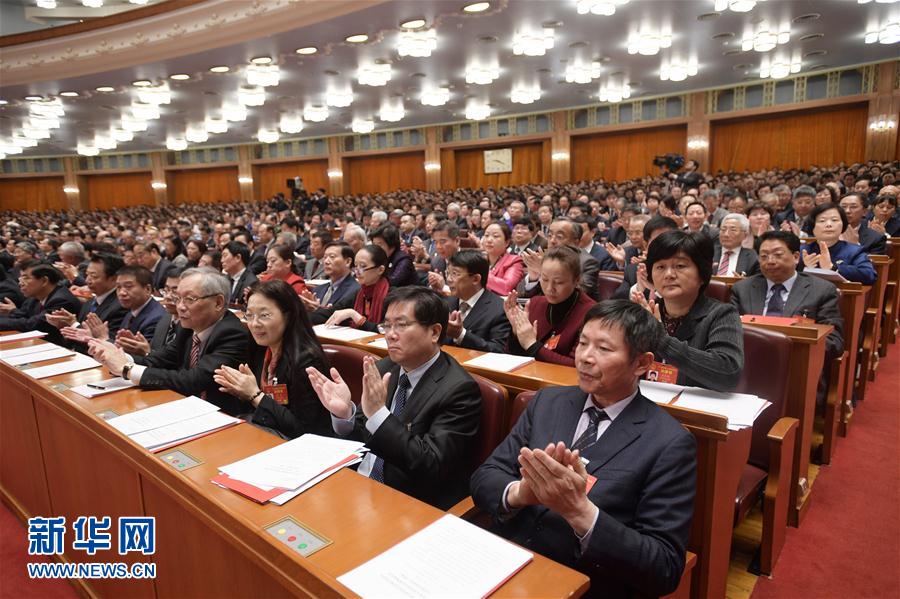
482, 222, 524, 296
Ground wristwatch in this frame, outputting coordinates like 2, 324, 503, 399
122, 362, 135, 381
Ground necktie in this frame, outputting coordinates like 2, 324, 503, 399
717, 250, 732, 276
370, 374, 411, 483
189, 333, 206, 400
458, 301, 471, 321
321, 283, 335, 305
767, 283, 785, 317
572, 407, 610, 453
87, 299, 98, 313
164, 321, 178, 346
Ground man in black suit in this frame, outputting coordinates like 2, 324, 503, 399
839, 193, 887, 255
50, 253, 127, 347
0, 265, 24, 308
0, 262, 82, 345
509, 218, 540, 255
713, 213, 761, 277
426, 220, 461, 293
612, 216, 678, 300
114, 268, 182, 358
303, 230, 331, 281
111, 265, 167, 343
134, 242, 171, 293
443, 250, 511, 353
576, 215, 617, 271
248, 223, 275, 275
313, 242, 360, 306
471, 300, 696, 598
308, 286, 482, 509
222, 241, 258, 306
731, 231, 843, 359
89, 267, 252, 416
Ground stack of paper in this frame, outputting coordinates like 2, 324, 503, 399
367, 337, 389, 349
69, 377, 137, 398
313, 324, 379, 342
23, 353, 101, 379
0, 342, 56, 359
305, 279, 330, 287
0, 331, 48, 344
214, 434, 367, 504
338, 514, 533, 599
464, 353, 534, 372
106, 396, 240, 452
674, 388, 771, 430
1, 346, 74, 367
639, 380, 684, 404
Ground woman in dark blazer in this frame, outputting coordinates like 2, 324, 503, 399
213, 279, 332, 439
801, 202, 876, 285
324, 244, 391, 332
633, 230, 744, 392
504, 245, 595, 366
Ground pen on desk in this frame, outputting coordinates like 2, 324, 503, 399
87, 383, 109, 390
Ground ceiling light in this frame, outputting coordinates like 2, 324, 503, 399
760, 52, 801, 79
77, 143, 99, 156
352, 118, 375, 133
205, 117, 229, 133
565, 59, 603, 84
512, 28, 555, 56
742, 21, 791, 52
24, 95, 43, 101
279, 113, 304, 134
295, 46, 318, 55
132, 80, 152, 87
401, 18, 427, 29
257, 129, 280, 143
238, 85, 266, 106
576, 0, 628, 15
22, 126, 51, 140
1, 142, 24, 155
166, 137, 188, 151
63, 186, 79, 194
421, 87, 451, 106
222, 103, 248, 122
687, 136, 709, 150
511, 83, 541, 104
304, 105, 329, 122
551, 151, 569, 161
185, 124, 209, 143
465, 101, 490, 120
36, 0, 57, 8
29, 98, 64, 118
132, 100, 160, 120
379, 100, 405, 122
122, 114, 149, 132
170, 74, 190, 81
210, 66, 230, 73
250, 56, 273, 65
859, 0, 900, 3
246, 64, 280, 87
358, 62, 392, 86
660, 57, 699, 81
96, 86, 115, 92
627, 29, 672, 55
137, 82, 171, 105
345, 34, 369, 43
59, 91, 79, 97
0, 100, 7, 105
465, 61, 500, 85
11, 134, 38, 148
29, 115, 60, 130
398, 28, 438, 57
112, 128, 134, 142
714, 0, 763, 12
865, 20, 900, 44
326, 88, 354, 108
462, 2, 490, 13
94, 134, 116, 150
81, 0, 103, 7
598, 78, 631, 103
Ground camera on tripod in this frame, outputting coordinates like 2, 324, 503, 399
652, 153, 685, 172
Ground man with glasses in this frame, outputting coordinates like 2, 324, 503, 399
312, 242, 359, 308
114, 267, 184, 357
106, 265, 166, 343
50, 253, 128, 347
88, 267, 252, 416
443, 250, 510, 353
307, 286, 482, 509
713, 213, 760, 277
517, 218, 601, 300
0, 261, 81, 345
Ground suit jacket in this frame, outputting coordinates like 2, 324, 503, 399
801, 240, 876, 285
78, 292, 128, 341
444, 291, 511, 353
656, 294, 744, 392
228, 269, 258, 306
344, 352, 482, 509
712, 244, 760, 277
120, 299, 167, 344
0, 278, 25, 307
612, 263, 639, 300
0, 285, 82, 345
507, 291, 596, 366
150, 258, 172, 292
509, 240, 540, 255
731, 273, 844, 358
135, 311, 253, 416
149, 312, 179, 353
486, 253, 524, 296
471, 387, 697, 599
385, 249, 418, 287
303, 257, 326, 281
313, 275, 360, 307
856, 223, 887, 256
587, 242, 617, 271
248, 245, 268, 275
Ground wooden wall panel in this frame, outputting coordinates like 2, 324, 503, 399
0, 177, 66, 211
84, 172, 153, 210
255, 160, 329, 200
452, 143, 546, 189
169, 167, 240, 204
710, 103, 868, 172
570, 125, 687, 183
345, 152, 426, 194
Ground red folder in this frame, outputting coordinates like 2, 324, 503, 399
211, 473, 287, 503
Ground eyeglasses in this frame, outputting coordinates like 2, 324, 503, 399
353, 265, 379, 274
171, 293, 219, 306
377, 320, 421, 335
245, 311, 276, 323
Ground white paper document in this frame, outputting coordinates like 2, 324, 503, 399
130, 411, 240, 450
2, 347, 75, 367
69, 377, 137, 398
338, 514, 533, 599
219, 434, 366, 490
269, 456, 364, 505
0, 343, 59, 359
464, 353, 534, 372
367, 337, 389, 349
674, 388, 771, 430
23, 354, 100, 379
305, 279, 330, 287
803, 267, 848, 284
639, 380, 685, 404
0, 331, 48, 343
313, 324, 379, 342
106, 396, 220, 436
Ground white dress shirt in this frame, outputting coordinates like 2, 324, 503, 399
763, 271, 798, 316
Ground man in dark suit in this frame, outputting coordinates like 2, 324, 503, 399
731, 231, 843, 359
114, 268, 183, 358
89, 267, 253, 416
712, 213, 760, 277
114, 265, 167, 343
576, 215, 616, 271
426, 220, 461, 292
0, 265, 24, 307
308, 286, 482, 509
222, 241, 258, 306
471, 300, 696, 598
612, 216, 678, 300
51, 253, 128, 347
518, 219, 600, 300
509, 218, 540, 255
134, 242, 171, 293
313, 242, 360, 307
839, 193, 887, 255
303, 230, 331, 281
247, 223, 274, 275
443, 250, 511, 353
0, 262, 82, 345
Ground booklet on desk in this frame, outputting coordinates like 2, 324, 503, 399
0, 331, 48, 343
313, 324, 379, 342
464, 353, 534, 372
804, 267, 847, 284
673, 388, 771, 431
0, 342, 58, 359
2, 346, 75, 367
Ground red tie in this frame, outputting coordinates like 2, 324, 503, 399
717, 251, 732, 276
190, 334, 206, 400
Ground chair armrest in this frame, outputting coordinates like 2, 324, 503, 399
767, 416, 799, 444
448, 496, 480, 519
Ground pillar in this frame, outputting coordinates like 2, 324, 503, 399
864, 61, 900, 162
61, 156, 84, 211
686, 92, 711, 169
149, 151, 169, 206
237, 145, 257, 202
550, 111, 571, 183
424, 127, 441, 191
327, 137, 345, 196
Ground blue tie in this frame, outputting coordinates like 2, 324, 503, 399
87, 299, 98, 313
767, 284, 785, 317
369, 374, 411, 484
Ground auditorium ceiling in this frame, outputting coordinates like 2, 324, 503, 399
0, 0, 897, 158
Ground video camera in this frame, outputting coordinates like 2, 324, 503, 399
652, 153, 685, 172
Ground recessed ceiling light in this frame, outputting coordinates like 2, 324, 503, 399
132, 80, 152, 87
24, 95, 43, 101
295, 46, 318, 55
209, 66, 230, 73
478, 35, 498, 43
733, 63, 753, 70
723, 49, 742, 56
542, 20, 563, 28
96, 86, 115, 92
170, 74, 190, 80
800, 33, 824, 42
324, 69, 340, 76
0, 100, 7, 105
462, 2, 490, 13
807, 64, 829, 71
792, 13, 820, 23
412, 72, 426, 78
345, 34, 369, 43
569, 41, 588, 48
711, 32, 734, 40
250, 56, 273, 65
400, 18, 426, 29
537, 68, 551, 73
59, 91, 79, 97
803, 50, 827, 58
698, 12, 721, 21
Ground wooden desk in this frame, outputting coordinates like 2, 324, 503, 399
0, 336, 588, 599
835, 282, 869, 433
321, 334, 751, 599
881, 239, 900, 355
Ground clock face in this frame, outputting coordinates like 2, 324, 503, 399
484, 148, 512, 174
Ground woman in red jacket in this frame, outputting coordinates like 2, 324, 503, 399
261, 244, 307, 296
482, 222, 524, 296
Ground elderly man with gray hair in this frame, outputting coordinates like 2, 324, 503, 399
88, 267, 253, 415
54, 241, 89, 285
713, 213, 760, 277
342, 224, 368, 253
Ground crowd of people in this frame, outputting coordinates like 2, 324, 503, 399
1, 159, 896, 597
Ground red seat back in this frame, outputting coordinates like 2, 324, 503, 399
469, 373, 509, 467
322, 344, 378, 405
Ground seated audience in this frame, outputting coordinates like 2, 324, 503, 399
133, 242, 171, 292
0, 262, 81, 345
115, 267, 183, 357
325, 244, 390, 330
370, 224, 418, 287
509, 218, 540, 255
425, 220, 461, 293
262, 243, 308, 295
838, 193, 886, 255
713, 213, 760, 276
303, 230, 330, 281
222, 241, 258, 306
307, 242, 360, 310
683, 201, 718, 240
444, 249, 511, 353
519, 219, 601, 301
51, 253, 127, 345
481, 222, 524, 296
801, 203, 877, 285
746, 201, 775, 247
868, 193, 899, 237
612, 216, 679, 300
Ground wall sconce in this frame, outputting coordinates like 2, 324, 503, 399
551, 151, 570, 161
424, 162, 441, 171
327, 169, 343, 178
63, 186, 79, 194
238, 176, 253, 184
869, 117, 897, 132
687, 137, 709, 150
150, 181, 167, 190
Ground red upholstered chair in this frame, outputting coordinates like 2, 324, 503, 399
322, 344, 378, 405
704, 279, 731, 303
597, 271, 625, 301
732, 326, 797, 575
459, 236, 479, 248
468, 373, 509, 468
508, 390, 536, 435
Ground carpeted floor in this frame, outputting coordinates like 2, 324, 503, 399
752, 351, 900, 599
0, 503, 78, 598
